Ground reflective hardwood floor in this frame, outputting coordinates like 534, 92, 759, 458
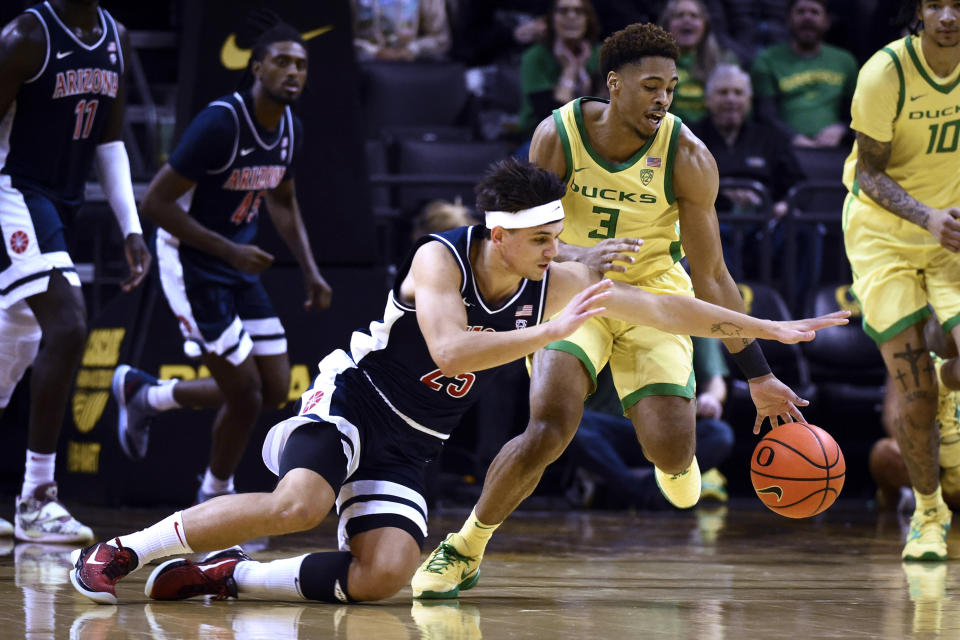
2, 500, 958, 639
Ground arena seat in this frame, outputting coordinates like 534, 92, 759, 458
793, 147, 848, 182
360, 61, 469, 137
394, 139, 513, 215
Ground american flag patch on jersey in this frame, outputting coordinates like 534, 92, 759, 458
647, 157, 662, 168
515, 304, 534, 317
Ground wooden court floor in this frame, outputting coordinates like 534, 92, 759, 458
2, 500, 959, 639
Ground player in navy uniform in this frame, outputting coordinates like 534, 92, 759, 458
110, 23, 332, 503
0, 0, 149, 542
69, 157, 847, 605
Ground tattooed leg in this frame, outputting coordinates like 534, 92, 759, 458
880, 325, 940, 494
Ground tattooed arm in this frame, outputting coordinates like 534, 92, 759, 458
856, 131, 960, 251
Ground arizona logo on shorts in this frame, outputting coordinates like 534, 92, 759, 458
10, 231, 29, 254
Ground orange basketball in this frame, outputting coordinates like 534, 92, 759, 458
750, 422, 845, 518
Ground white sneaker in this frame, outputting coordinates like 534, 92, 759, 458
0, 516, 12, 537
15, 483, 94, 544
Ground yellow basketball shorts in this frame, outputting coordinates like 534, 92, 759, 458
545, 262, 695, 412
843, 193, 960, 344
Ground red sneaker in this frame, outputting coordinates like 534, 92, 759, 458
69, 539, 139, 605
145, 546, 251, 600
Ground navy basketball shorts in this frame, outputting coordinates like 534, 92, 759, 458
0, 178, 80, 308
263, 350, 436, 551
156, 229, 286, 365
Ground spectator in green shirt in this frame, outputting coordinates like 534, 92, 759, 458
750, 0, 858, 147
516, 0, 603, 136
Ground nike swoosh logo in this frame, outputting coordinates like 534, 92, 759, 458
755, 485, 783, 501
910, 94, 926, 101
573, 167, 587, 172
203, 558, 235, 571
174, 521, 185, 546
240, 147, 255, 156
220, 26, 334, 70
56, 50, 74, 59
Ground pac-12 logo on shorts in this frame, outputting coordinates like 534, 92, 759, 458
9, 231, 29, 254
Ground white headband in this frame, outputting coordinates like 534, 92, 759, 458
484, 200, 565, 230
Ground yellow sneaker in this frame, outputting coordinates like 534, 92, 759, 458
902, 503, 952, 561
411, 534, 482, 599
700, 468, 728, 503
654, 456, 701, 509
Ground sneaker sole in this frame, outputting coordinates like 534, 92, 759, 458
69, 548, 118, 605
903, 551, 948, 562
144, 558, 188, 599
413, 570, 480, 600
112, 365, 137, 460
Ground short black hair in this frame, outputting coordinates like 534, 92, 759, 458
599, 23, 679, 77
475, 158, 566, 214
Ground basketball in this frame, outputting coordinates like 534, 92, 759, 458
750, 422, 845, 518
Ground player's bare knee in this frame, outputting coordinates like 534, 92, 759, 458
269, 493, 326, 532
351, 554, 417, 600
43, 316, 87, 359
642, 433, 694, 473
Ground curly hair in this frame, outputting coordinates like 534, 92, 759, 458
475, 158, 566, 215
599, 23, 680, 77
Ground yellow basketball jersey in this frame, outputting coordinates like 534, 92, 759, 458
553, 98, 683, 284
843, 35, 960, 211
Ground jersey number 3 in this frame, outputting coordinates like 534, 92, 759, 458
420, 368, 476, 398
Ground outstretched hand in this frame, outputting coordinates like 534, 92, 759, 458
578, 238, 643, 275
767, 310, 851, 343
121, 233, 151, 292
547, 279, 613, 341
748, 374, 807, 435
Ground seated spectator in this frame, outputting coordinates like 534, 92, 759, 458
659, 0, 738, 125
411, 198, 477, 241
750, 0, 858, 147
352, 0, 451, 61
692, 64, 817, 309
871, 317, 960, 512
714, 0, 789, 64
449, 1, 550, 67
566, 338, 735, 510
516, 0, 603, 138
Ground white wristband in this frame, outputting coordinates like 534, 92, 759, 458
95, 140, 142, 237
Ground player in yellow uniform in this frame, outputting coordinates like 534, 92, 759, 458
413, 23, 811, 599
842, 0, 960, 561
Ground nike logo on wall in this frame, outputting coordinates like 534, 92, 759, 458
240, 147, 255, 156
910, 94, 926, 101
56, 50, 74, 59
220, 25, 333, 70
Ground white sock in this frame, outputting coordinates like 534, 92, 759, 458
233, 554, 310, 601
146, 379, 180, 411
201, 468, 234, 495
22, 450, 55, 499
116, 511, 193, 568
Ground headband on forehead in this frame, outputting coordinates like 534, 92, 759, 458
484, 200, 565, 230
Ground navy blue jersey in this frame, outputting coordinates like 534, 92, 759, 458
0, 2, 123, 203
169, 91, 301, 285
354, 225, 550, 438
